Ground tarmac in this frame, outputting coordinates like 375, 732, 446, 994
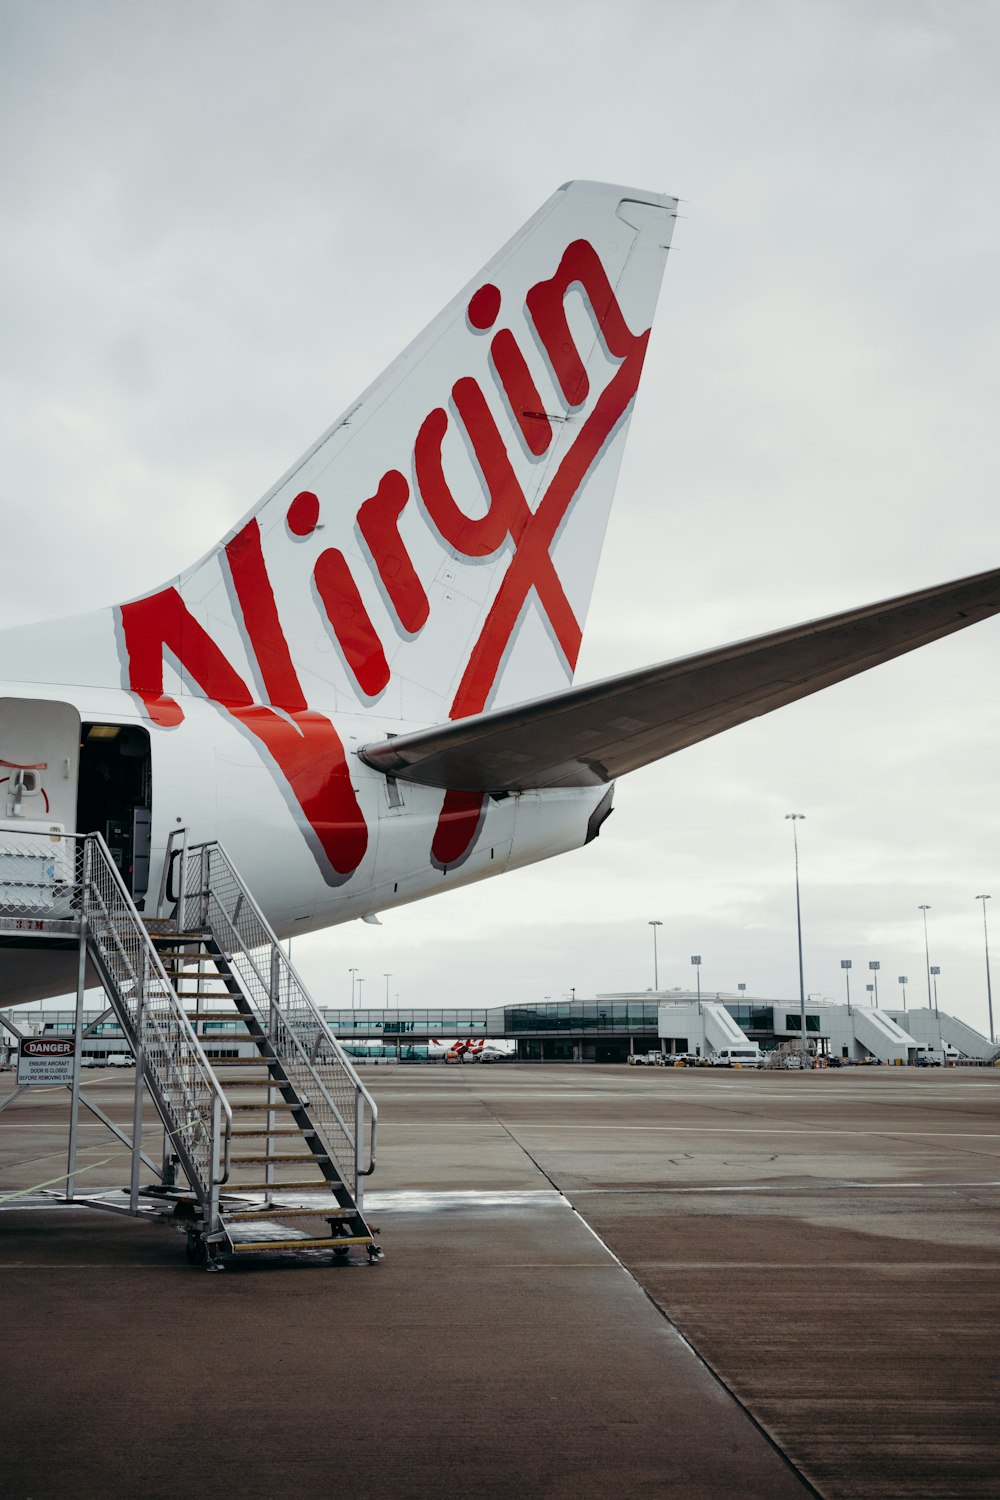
1, 1064, 998, 1499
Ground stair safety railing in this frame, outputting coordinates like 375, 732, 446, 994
71, 831, 231, 1230
0, 824, 78, 919
181, 841, 377, 1202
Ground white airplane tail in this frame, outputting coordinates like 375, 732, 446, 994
118, 181, 678, 731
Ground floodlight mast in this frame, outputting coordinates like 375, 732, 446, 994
785, 815, 807, 1061
841, 959, 852, 1015
976, 896, 995, 1045
918, 905, 932, 1011
649, 920, 663, 991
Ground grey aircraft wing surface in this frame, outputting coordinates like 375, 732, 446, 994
360, 566, 1000, 793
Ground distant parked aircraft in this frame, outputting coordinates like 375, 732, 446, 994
428, 1039, 515, 1063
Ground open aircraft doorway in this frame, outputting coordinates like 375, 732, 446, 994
77, 723, 152, 904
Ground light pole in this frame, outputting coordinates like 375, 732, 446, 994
349, 967, 358, 1010
384, 972, 392, 1005
841, 959, 852, 1015
785, 814, 807, 1058
868, 960, 880, 1007
976, 895, 995, 1045
918, 905, 933, 1013
690, 955, 701, 1005
356, 977, 365, 1008
737, 983, 747, 1002
930, 963, 944, 1057
649, 920, 662, 991
897, 975, 907, 1012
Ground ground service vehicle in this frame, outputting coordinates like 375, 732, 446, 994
712, 1047, 763, 1067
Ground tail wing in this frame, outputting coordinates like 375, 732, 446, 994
119, 181, 678, 727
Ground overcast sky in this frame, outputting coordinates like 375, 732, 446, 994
3, 0, 999, 1033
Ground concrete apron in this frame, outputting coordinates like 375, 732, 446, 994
0, 1189, 812, 1500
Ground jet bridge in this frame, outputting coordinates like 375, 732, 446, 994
0, 826, 380, 1269
883, 1007, 995, 1061
657, 999, 759, 1059
838, 1006, 917, 1065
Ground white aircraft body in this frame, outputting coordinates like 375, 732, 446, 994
3, 180, 1000, 1006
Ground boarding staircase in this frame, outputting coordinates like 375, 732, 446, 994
762, 1040, 808, 1070
0, 827, 380, 1268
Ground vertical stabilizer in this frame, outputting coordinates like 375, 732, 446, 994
118, 181, 678, 730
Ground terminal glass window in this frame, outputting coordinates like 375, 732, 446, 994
726, 1004, 774, 1031
320, 1009, 488, 1033
506, 1002, 659, 1034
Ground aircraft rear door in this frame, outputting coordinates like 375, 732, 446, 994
0, 698, 81, 836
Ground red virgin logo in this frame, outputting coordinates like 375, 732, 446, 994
118, 240, 650, 882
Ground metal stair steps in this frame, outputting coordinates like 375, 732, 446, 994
230, 1152, 330, 1165
113, 840, 380, 1264
228, 1101, 302, 1111
216, 1079, 296, 1089
223, 1205, 356, 1222
217, 1179, 331, 1190
230, 1235, 374, 1254
182, 1007, 247, 1015
231, 1127, 317, 1138
176, 997, 242, 1005
212, 1057, 278, 1067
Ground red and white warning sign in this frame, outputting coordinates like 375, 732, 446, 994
17, 1037, 76, 1086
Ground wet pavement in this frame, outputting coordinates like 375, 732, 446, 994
2, 1064, 999, 1497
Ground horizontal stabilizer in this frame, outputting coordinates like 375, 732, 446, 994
360, 567, 1000, 792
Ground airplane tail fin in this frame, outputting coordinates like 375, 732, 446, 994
120, 181, 678, 728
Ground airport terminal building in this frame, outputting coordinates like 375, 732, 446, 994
5, 989, 994, 1067
317, 991, 995, 1065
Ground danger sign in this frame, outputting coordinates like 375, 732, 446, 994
17, 1037, 76, 1085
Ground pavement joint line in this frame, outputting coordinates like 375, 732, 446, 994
7, 1179, 993, 1210
565, 1189, 823, 1496
628, 1262, 1000, 1270
0, 1264, 189, 1270
0, 1187, 573, 1213
451, 1075, 823, 1499
568, 1180, 1000, 1193
486, 1124, 1000, 1136
0, 1262, 623, 1271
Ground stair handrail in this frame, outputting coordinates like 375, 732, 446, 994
155, 824, 189, 921
79, 832, 233, 1220
183, 840, 377, 1194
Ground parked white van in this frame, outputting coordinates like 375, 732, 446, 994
915, 1044, 960, 1067
711, 1046, 763, 1068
